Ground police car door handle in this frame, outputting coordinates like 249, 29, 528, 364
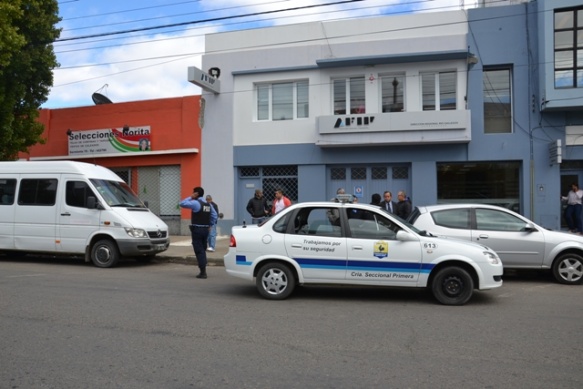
291, 244, 302, 248
478, 234, 489, 239
61, 212, 71, 216
352, 245, 363, 250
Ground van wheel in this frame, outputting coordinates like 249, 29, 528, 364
256, 262, 295, 300
431, 266, 474, 306
91, 239, 120, 268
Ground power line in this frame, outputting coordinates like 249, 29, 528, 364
56, 0, 365, 42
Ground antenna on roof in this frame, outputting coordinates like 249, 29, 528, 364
92, 84, 113, 105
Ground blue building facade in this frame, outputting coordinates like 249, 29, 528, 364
196, 0, 583, 231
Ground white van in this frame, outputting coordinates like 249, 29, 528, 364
0, 161, 170, 267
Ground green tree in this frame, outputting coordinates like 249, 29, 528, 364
0, 0, 61, 160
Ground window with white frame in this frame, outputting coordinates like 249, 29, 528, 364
333, 76, 365, 115
422, 71, 456, 111
381, 74, 405, 112
554, 6, 583, 88
483, 67, 512, 134
256, 80, 309, 121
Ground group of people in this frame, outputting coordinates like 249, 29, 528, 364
245, 188, 291, 224
366, 189, 412, 220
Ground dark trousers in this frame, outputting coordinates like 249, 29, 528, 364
564, 204, 582, 232
190, 226, 209, 271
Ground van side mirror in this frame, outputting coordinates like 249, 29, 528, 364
87, 196, 103, 209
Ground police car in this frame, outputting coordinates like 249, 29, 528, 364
224, 195, 503, 305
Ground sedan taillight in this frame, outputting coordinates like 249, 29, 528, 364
229, 235, 236, 247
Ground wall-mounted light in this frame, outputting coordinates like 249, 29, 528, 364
467, 55, 478, 65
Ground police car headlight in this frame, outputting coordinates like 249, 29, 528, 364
483, 251, 500, 265
125, 228, 148, 238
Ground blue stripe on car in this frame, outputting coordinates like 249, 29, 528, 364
235, 255, 252, 266
235, 256, 435, 274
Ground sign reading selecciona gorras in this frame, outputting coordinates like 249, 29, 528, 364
68, 126, 152, 156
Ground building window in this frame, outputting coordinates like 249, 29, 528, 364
483, 68, 512, 134
422, 71, 456, 111
256, 81, 309, 121
381, 75, 405, 112
371, 167, 387, 180
351, 167, 367, 180
331, 167, 346, 180
554, 7, 583, 88
437, 162, 520, 212
333, 77, 365, 114
392, 167, 409, 180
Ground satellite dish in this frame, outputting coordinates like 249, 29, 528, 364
92, 92, 113, 105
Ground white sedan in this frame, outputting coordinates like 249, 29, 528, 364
224, 197, 503, 305
408, 203, 583, 285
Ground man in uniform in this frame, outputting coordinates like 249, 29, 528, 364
180, 186, 218, 279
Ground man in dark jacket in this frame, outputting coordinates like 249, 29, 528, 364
246, 189, 269, 224
395, 190, 412, 220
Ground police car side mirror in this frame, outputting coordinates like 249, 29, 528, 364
396, 230, 418, 242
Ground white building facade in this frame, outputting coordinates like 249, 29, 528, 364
200, 11, 474, 226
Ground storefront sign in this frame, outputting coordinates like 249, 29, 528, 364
68, 126, 152, 156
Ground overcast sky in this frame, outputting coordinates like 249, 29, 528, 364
46, 0, 476, 109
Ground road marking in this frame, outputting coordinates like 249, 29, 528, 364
6, 274, 47, 278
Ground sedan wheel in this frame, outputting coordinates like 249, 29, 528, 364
552, 254, 583, 285
256, 262, 295, 300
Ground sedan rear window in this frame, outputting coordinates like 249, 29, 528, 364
432, 209, 471, 229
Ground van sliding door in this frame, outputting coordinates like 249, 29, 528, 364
14, 176, 58, 252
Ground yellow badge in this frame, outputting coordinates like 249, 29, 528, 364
374, 240, 388, 258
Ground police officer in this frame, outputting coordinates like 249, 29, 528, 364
179, 186, 218, 279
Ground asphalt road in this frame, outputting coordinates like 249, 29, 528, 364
1, 257, 581, 389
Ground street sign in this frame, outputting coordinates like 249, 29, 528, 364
187, 66, 220, 94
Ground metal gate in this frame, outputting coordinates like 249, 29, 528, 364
237, 165, 298, 224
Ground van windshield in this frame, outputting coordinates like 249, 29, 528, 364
90, 179, 145, 208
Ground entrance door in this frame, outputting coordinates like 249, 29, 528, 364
238, 178, 263, 225
561, 173, 579, 229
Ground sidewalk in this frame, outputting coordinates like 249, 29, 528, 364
155, 235, 229, 266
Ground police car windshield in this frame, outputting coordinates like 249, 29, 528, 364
90, 179, 145, 208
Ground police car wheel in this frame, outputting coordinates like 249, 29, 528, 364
552, 253, 583, 285
90, 239, 120, 268
431, 266, 474, 306
256, 262, 295, 300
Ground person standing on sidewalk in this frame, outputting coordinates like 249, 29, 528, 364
246, 189, 270, 224
562, 182, 583, 233
180, 187, 218, 279
205, 195, 219, 252
271, 188, 291, 215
